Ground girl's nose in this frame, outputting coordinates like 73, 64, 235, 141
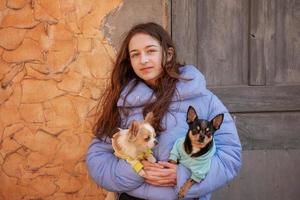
140, 53, 149, 64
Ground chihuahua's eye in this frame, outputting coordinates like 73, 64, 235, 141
144, 136, 150, 141
197, 126, 200, 130
206, 128, 210, 132
192, 130, 198, 135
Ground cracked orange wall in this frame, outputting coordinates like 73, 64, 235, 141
0, 0, 122, 199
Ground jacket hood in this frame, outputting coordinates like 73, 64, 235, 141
117, 65, 208, 107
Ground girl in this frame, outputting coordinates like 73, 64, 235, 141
86, 22, 242, 200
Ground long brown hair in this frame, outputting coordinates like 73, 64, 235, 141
94, 22, 182, 138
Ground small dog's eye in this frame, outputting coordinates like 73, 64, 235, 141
197, 126, 200, 130
206, 128, 209, 131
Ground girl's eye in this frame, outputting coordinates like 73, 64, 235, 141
130, 53, 139, 58
144, 136, 150, 141
147, 49, 156, 54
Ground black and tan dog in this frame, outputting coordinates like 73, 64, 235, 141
169, 106, 224, 198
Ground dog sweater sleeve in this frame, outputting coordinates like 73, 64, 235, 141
130, 149, 152, 173
130, 160, 144, 173
113, 151, 144, 173
169, 138, 182, 161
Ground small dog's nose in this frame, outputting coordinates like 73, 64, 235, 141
199, 135, 205, 142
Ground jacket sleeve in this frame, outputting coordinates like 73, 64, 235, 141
86, 137, 144, 192
175, 94, 242, 199
126, 184, 177, 200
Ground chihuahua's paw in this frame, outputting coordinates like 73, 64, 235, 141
168, 159, 177, 164
147, 155, 157, 163
178, 187, 187, 199
138, 169, 146, 177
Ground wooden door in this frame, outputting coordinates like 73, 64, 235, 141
172, 0, 300, 199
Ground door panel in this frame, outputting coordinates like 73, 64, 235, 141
236, 112, 300, 150
214, 150, 300, 200
210, 85, 300, 112
172, 0, 300, 199
172, 0, 249, 86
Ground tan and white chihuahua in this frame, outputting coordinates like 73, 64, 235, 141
106, 112, 158, 200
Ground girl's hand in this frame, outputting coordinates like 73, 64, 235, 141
141, 161, 177, 187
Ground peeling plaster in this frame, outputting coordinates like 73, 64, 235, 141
101, 0, 170, 51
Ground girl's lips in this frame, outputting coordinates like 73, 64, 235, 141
140, 66, 153, 72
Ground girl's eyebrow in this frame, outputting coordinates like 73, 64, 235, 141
145, 44, 159, 48
129, 45, 159, 53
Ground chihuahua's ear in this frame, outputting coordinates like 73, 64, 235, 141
144, 112, 154, 124
211, 114, 224, 130
187, 106, 198, 124
129, 121, 140, 142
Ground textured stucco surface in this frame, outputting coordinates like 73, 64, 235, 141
0, 0, 168, 199
0, 1, 121, 199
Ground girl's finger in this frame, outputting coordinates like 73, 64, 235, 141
158, 161, 177, 169
142, 161, 164, 167
144, 174, 172, 182
144, 169, 171, 177
144, 174, 176, 183
145, 166, 175, 173
143, 165, 165, 171
145, 179, 176, 187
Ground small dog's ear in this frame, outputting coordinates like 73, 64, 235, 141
144, 112, 154, 124
184, 133, 192, 154
211, 114, 224, 130
187, 106, 198, 123
129, 120, 140, 141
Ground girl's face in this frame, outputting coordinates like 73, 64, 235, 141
128, 33, 163, 86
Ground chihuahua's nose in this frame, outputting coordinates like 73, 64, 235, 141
199, 135, 205, 142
